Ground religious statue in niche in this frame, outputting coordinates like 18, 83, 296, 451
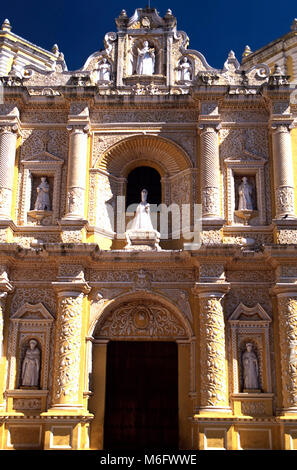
20, 339, 41, 388
136, 41, 155, 75
234, 176, 257, 225
238, 176, 254, 211
177, 57, 193, 82
34, 177, 51, 211
95, 58, 111, 82
130, 188, 154, 231
242, 343, 260, 391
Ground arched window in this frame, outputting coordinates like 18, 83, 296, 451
126, 166, 161, 209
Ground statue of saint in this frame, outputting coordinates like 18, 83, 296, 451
96, 58, 111, 81
130, 189, 154, 231
178, 57, 192, 81
34, 177, 51, 211
21, 339, 40, 387
242, 343, 259, 390
238, 176, 254, 210
136, 41, 155, 75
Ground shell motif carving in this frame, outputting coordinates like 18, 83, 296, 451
97, 301, 187, 339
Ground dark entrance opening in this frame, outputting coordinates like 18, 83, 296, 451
126, 166, 161, 209
104, 341, 179, 450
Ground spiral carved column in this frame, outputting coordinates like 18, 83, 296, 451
0, 124, 19, 220
64, 125, 89, 220
273, 287, 297, 412
200, 125, 221, 219
195, 283, 230, 412
271, 125, 296, 219
51, 284, 90, 410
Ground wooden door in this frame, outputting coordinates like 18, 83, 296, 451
104, 341, 178, 450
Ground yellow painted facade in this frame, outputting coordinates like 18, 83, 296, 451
0, 7, 297, 451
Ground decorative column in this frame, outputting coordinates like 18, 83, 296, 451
64, 124, 89, 220
0, 293, 5, 358
0, 121, 19, 220
0, 265, 13, 409
194, 282, 230, 412
271, 124, 296, 219
199, 125, 222, 220
272, 285, 297, 412
51, 271, 90, 410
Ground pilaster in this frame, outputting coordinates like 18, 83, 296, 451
59, 104, 90, 242
50, 264, 90, 411
0, 263, 13, 409
271, 284, 297, 414
193, 281, 231, 413
0, 106, 21, 222
64, 125, 89, 221
198, 102, 224, 229
271, 123, 296, 219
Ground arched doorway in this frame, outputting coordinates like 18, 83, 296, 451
88, 294, 195, 450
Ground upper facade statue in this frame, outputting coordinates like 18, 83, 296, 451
136, 41, 155, 75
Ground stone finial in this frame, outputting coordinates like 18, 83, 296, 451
120, 9, 127, 17
1, 18, 11, 32
291, 18, 297, 31
165, 9, 173, 15
242, 45, 252, 58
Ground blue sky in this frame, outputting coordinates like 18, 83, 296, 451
2, 0, 297, 70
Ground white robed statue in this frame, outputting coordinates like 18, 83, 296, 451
242, 343, 259, 390
130, 188, 154, 231
125, 189, 160, 251
136, 41, 155, 75
34, 177, 51, 211
21, 339, 40, 387
238, 177, 253, 210
177, 57, 193, 81
96, 58, 111, 81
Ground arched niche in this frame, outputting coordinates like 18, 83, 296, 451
5, 303, 53, 413
89, 134, 195, 244
86, 292, 195, 450
127, 37, 163, 77
95, 134, 192, 177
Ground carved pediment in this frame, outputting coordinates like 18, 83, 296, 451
11, 302, 54, 321
229, 302, 271, 323
225, 151, 266, 163
21, 151, 64, 165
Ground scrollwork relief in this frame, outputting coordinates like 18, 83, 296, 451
53, 293, 84, 402
199, 297, 228, 408
97, 301, 187, 339
278, 296, 297, 407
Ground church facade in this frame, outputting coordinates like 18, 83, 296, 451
0, 7, 297, 450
